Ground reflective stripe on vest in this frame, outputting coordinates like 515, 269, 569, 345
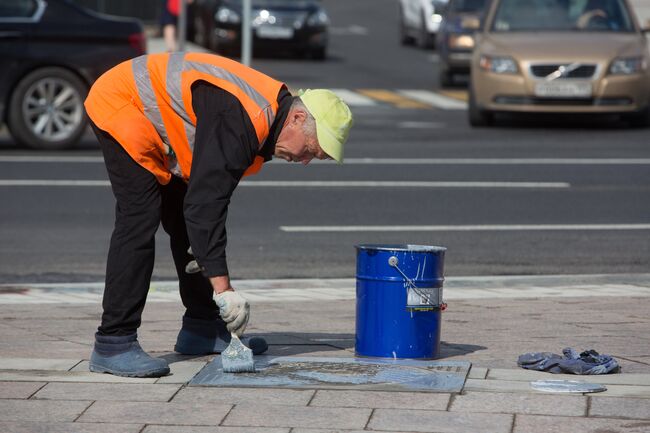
131, 53, 278, 178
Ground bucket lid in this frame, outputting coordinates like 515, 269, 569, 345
355, 244, 447, 253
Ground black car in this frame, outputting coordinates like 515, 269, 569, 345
0, 0, 144, 149
436, 0, 490, 87
195, 0, 329, 59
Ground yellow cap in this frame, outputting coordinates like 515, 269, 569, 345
298, 89, 353, 163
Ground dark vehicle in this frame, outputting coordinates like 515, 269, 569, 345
195, 0, 329, 59
436, 0, 490, 86
0, 0, 144, 149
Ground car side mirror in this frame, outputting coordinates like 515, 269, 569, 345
461, 17, 481, 31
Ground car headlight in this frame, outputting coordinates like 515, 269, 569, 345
431, 0, 445, 23
479, 55, 519, 74
609, 57, 646, 75
448, 34, 475, 50
307, 10, 329, 27
215, 6, 240, 24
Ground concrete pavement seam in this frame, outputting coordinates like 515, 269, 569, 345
68, 359, 85, 372
586, 395, 592, 417
305, 389, 318, 406
71, 398, 95, 422
218, 403, 237, 427
166, 383, 185, 403
510, 413, 517, 433
26, 382, 48, 399
363, 407, 376, 430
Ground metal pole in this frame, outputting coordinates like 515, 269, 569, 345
178, 0, 187, 51
242, 0, 252, 65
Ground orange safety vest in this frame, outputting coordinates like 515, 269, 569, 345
85, 52, 285, 184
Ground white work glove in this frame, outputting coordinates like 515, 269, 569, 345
215, 291, 250, 337
185, 247, 204, 274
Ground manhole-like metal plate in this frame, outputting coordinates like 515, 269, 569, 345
189, 356, 471, 392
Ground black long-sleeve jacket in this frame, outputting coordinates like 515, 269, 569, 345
183, 81, 292, 277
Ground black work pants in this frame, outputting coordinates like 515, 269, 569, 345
93, 123, 219, 336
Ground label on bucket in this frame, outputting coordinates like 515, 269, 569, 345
406, 286, 442, 310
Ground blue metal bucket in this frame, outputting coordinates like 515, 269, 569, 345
355, 244, 447, 359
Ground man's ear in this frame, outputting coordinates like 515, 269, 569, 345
290, 108, 308, 126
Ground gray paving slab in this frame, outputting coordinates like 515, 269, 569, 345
467, 367, 488, 379
143, 427, 289, 433
464, 378, 535, 393
172, 387, 314, 406
0, 340, 91, 358
590, 397, 650, 419
33, 382, 182, 401
0, 421, 143, 433
310, 390, 450, 410
0, 399, 92, 422
292, 430, 408, 433
590, 384, 650, 398
222, 405, 372, 429
450, 391, 587, 416
515, 414, 650, 433
0, 358, 81, 371
78, 401, 232, 425
155, 360, 207, 384
0, 369, 157, 383
0, 381, 45, 399
368, 408, 513, 433
488, 368, 650, 385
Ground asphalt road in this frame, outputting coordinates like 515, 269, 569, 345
1, 0, 649, 283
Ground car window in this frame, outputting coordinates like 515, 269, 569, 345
0, 0, 37, 18
450, 0, 488, 13
491, 0, 634, 32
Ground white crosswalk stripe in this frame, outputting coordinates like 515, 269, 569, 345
331, 89, 377, 106
329, 89, 466, 110
398, 89, 468, 110
1, 276, 648, 304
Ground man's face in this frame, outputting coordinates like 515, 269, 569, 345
274, 109, 330, 165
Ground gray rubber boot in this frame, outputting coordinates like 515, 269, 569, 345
174, 316, 268, 355
90, 333, 170, 378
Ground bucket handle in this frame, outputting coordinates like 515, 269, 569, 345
388, 256, 436, 306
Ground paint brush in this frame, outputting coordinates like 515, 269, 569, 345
221, 333, 255, 373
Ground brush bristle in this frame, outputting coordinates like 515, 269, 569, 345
221, 335, 255, 373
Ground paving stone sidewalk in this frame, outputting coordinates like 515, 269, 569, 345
0, 276, 649, 432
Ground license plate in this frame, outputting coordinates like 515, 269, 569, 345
256, 26, 294, 39
534, 81, 592, 98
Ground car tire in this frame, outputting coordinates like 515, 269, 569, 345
399, 5, 415, 46
417, 14, 434, 49
439, 68, 454, 87
468, 85, 493, 127
310, 47, 327, 61
625, 106, 650, 128
7, 67, 88, 150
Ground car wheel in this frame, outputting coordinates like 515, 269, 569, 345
399, 5, 415, 46
310, 46, 327, 61
625, 106, 650, 128
468, 85, 493, 127
417, 14, 434, 49
7, 67, 88, 150
439, 68, 454, 87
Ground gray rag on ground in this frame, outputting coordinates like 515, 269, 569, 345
517, 347, 620, 374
